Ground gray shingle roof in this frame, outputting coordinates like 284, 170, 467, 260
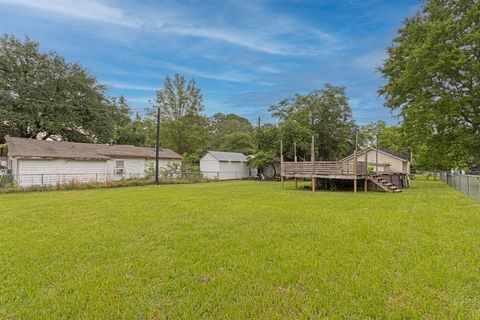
206, 151, 247, 162
5, 137, 182, 160
340, 147, 408, 162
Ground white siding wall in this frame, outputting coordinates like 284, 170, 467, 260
7, 156, 16, 175
357, 150, 409, 174
14, 157, 182, 187
262, 164, 280, 179
106, 158, 147, 179
17, 159, 107, 187
218, 161, 251, 180
145, 159, 181, 171
200, 154, 220, 179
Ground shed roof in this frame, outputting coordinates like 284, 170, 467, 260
204, 151, 247, 162
5, 137, 182, 160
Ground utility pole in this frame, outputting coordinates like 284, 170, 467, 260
155, 106, 160, 185
354, 131, 358, 193
376, 133, 379, 174
257, 116, 261, 151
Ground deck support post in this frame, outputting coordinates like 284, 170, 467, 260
354, 131, 358, 193
311, 135, 315, 192
364, 148, 368, 192
353, 149, 357, 193
294, 141, 297, 189
280, 140, 284, 190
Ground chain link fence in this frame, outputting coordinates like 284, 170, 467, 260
434, 171, 480, 201
0, 170, 255, 192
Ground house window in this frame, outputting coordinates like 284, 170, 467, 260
115, 160, 124, 169
114, 160, 125, 174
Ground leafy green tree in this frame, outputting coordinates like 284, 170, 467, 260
358, 121, 388, 148
209, 113, 253, 151
219, 132, 255, 155
254, 124, 279, 154
110, 96, 145, 146
0, 34, 117, 143
379, 0, 480, 169
151, 74, 209, 155
247, 151, 277, 176
113, 113, 152, 147
270, 84, 357, 160
278, 120, 311, 161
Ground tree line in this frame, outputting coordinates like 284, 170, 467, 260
0, 34, 371, 166
1, 0, 479, 174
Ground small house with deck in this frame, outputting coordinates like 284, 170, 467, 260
280, 137, 410, 193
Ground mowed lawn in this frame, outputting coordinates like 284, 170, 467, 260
1, 178, 479, 319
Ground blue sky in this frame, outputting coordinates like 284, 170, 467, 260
0, 0, 420, 124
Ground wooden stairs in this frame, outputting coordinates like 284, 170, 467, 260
369, 176, 402, 193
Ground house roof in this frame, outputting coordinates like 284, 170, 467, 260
204, 151, 247, 162
5, 137, 182, 160
341, 147, 409, 162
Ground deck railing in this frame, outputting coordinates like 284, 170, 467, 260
282, 160, 369, 177
282, 159, 396, 178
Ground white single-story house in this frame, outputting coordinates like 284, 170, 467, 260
200, 151, 254, 180
4, 137, 182, 187
341, 147, 410, 174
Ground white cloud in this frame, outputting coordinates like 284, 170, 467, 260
154, 61, 251, 82
153, 23, 287, 55
0, 0, 138, 27
105, 81, 158, 91
0, 0, 339, 56
126, 96, 155, 103
351, 49, 386, 71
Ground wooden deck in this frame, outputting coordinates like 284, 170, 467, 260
278, 137, 407, 193
280, 160, 403, 193
282, 161, 368, 179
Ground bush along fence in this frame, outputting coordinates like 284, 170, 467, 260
0, 171, 203, 193
434, 171, 480, 201
0, 170, 255, 193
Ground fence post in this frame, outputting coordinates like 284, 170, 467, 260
467, 175, 470, 196
41, 174, 44, 192
217, 171, 220, 180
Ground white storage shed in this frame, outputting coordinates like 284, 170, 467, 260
200, 151, 253, 180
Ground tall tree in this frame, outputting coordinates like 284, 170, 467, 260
209, 113, 254, 152
254, 124, 279, 154
0, 35, 116, 143
151, 74, 208, 155
278, 120, 311, 161
379, 0, 480, 169
270, 84, 357, 160
219, 132, 255, 155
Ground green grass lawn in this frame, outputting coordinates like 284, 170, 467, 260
1, 178, 479, 319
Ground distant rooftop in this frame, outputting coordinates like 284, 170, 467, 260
205, 151, 247, 162
5, 137, 182, 160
